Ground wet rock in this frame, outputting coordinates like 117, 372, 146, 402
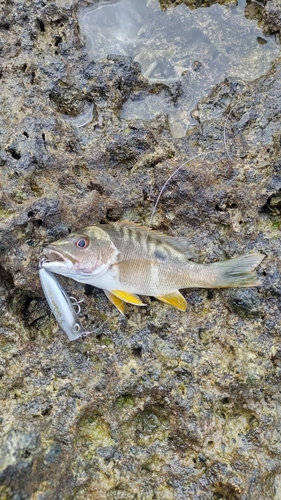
261, 0, 281, 41
0, 0, 281, 499
0, 430, 41, 496
244, 0, 264, 22
228, 288, 262, 318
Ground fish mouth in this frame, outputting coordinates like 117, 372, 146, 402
43, 246, 76, 267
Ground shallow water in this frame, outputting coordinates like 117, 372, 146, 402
78, 0, 280, 137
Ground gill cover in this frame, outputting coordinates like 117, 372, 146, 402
44, 225, 121, 275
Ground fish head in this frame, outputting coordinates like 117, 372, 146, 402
42, 225, 120, 280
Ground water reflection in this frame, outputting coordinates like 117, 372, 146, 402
79, 0, 279, 137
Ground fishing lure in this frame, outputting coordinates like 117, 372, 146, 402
39, 265, 85, 341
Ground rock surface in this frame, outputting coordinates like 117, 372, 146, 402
0, 1, 281, 499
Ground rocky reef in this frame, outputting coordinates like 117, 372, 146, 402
0, 0, 281, 499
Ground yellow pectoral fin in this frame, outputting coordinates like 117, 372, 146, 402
155, 291, 187, 311
104, 290, 125, 315
111, 290, 146, 306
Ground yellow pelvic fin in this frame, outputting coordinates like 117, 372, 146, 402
111, 289, 146, 306
104, 290, 125, 315
155, 291, 187, 311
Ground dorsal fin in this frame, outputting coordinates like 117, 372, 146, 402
116, 220, 153, 231
116, 220, 197, 259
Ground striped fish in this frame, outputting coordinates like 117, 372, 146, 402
41, 221, 265, 314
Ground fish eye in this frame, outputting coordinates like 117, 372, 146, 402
75, 237, 89, 249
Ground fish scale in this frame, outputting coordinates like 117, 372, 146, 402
106, 223, 185, 263
42, 220, 265, 313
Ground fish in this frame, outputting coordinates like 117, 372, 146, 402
39, 266, 84, 340
41, 220, 265, 314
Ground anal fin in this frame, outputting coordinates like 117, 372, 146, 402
104, 290, 125, 315
111, 289, 146, 306
155, 291, 187, 311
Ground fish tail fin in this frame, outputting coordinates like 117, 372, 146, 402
210, 253, 265, 288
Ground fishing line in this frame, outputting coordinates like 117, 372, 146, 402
223, 100, 242, 160
149, 95, 245, 228
70, 296, 116, 338
148, 150, 215, 228
81, 319, 110, 338
223, 78, 248, 159
70, 293, 118, 338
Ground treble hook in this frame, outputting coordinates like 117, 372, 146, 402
69, 296, 84, 315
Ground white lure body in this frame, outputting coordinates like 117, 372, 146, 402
39, 267, 84, 341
